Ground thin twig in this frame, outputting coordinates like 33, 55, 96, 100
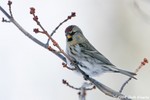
30, 7, 74, 62
0, 5, 66, 63
119, 77, 132, 93
8, 0, 13, 17
2, 17, 11, 23
62, 79, 81, 90
62, 62, 76, 70
62, 80, 95, 100
119, 58, 148, 93
50, 12, 76, 36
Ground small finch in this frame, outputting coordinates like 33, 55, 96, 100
65, 25, 136, 79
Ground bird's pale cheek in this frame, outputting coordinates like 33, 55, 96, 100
76, 36, 81, 41
75, 35, 83, 43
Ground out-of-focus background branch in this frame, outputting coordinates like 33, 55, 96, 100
0, 0, 150, 100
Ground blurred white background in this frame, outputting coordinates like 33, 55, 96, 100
0, 0, 150, 100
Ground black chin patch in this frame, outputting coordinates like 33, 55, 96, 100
67, 38, 73, 42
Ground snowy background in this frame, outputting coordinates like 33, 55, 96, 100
0, 0, 150, 100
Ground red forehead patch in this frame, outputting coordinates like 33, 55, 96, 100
65, 26, 74, 33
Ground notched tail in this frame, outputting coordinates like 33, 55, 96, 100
118, 69, 137, 79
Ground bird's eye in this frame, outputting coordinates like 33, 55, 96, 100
70, 31, 76, 36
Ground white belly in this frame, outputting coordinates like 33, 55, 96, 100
66, 58, 107, 76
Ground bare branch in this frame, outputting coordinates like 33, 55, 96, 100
78, 82, 96, 100
62, 62, 76, 70
0, 4, 66, 63
119, 58, 148, 93
0, 5, 12, 19
62, 79, 81, 90
51, 12, 76, 36
62, 80, 95, 100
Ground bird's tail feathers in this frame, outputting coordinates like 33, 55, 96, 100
118, 69, 137, 79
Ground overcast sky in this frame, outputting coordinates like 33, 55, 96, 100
0, 0, 150, 100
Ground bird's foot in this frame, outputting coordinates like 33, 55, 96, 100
83, 74, 89, 80
70, 59, 79, 66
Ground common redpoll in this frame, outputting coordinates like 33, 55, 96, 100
65, 25, 136, 79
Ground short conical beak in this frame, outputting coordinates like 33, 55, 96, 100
67, 34, 72, 39
66, 34, 73, 42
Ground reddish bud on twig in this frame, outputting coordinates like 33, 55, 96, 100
62, 62, 67, 68
144, 58, 148, 64
135, 58, 148, 73
53, 41, 58, 46
8, 1, 12, 6
141, 58, 148, 66
48, 46, 53, 51
141, 62, 145, 66
68, 12, 76, 19
30, 7, 35, 14
71, 12, 76, 17
62, 62, 76, 70
33, 16, 38, 21
62, 79, 67, 84
33, 28, 39, 33
62, 79, 81, 90
93, 86, 96, 89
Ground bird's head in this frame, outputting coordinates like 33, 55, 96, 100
65, 25, 85, 45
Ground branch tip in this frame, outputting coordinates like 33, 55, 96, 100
50, 12, 76, 36
139, 58, 148, 68
144, 58, 148, 64
68, 12, 76, 19
8, 1, 12, 6
2, 17, 10, 23
120, 57, 149, 93
2, 17, 5, 22
7, 0, 13, 17
33, 28, 39, 33
62, 62, 76, 70
62, 79, 67, 85
30, 7, 35, 14
62, 62, 67, 67
93, 86, 96, 89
